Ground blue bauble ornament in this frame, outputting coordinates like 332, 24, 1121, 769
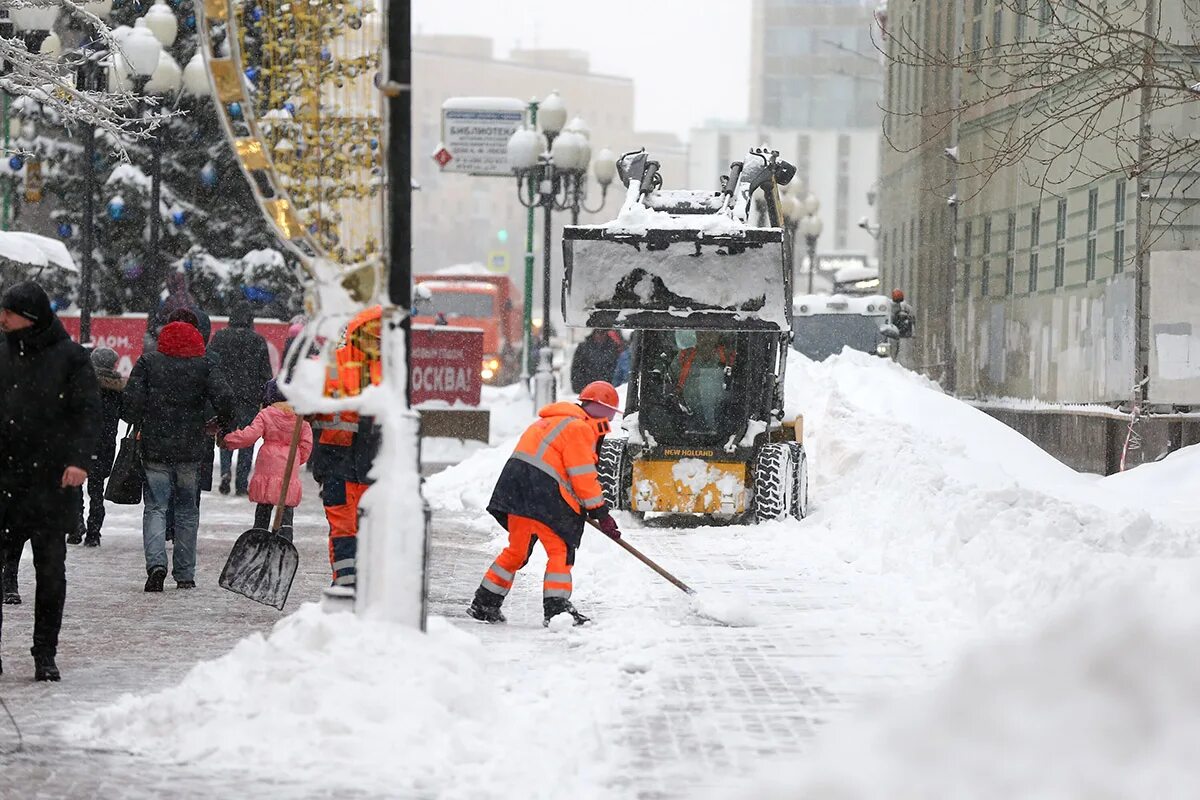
369, 138, 378, 150
57, 222, 72, 238
245, 66, 260, 83
185, 14, 195, 29
308, 222, 319, 234
228, 102, 242, 119
183, 257, 194, 272
8, 156, 22, 171
107, 197, 125, 220
251, 6, 263, 21
320, 47, 331, 62
172, 210, 186, 226
283, 101, 296, 116
200, 162, 218, 188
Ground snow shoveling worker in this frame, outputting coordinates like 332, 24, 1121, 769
468, 380, 623, 627
310, 306, 383, 594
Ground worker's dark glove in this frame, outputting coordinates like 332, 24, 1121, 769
595, 513, 621, 541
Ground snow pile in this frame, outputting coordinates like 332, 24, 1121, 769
601, 199, 747, 236
69, 604, 627, 798
740, 584, 1200, 800
783, 348, 1200, 628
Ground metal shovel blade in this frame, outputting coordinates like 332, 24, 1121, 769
219, 527, 300, 610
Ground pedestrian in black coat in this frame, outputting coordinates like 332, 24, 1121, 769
0, 281, 99, 681
71, 347, 124, 547
570, 329, 625, 394
208, 303, 272, 495
123, 321, 234, 592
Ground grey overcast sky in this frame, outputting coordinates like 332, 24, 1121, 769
411, 0, 752, 140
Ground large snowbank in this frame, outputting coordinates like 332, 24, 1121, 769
738, 584, 1200, 800
69, 604, 632, 798
783, 349, 1200, 628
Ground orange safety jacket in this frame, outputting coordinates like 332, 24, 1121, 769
318, 306, 384, 447
487, 401, 610, 547
676, 345, 733, 392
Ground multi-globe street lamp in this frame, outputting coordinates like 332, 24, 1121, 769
506, 90, 617, 406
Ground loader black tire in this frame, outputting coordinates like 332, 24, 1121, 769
788, 442, 809, 520
597, 438, 628, 511
754, 443, 805, 523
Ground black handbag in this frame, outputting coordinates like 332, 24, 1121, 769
105, 423, 143, 505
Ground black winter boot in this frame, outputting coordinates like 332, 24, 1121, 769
543, 598, 590, 627
67, 529, 83, 545
467, 587, 506, 624
83, 535, 101, 547
2, 565, 19, 605
144, 566, 167, 593
33, 651, 60, 682
219, 475, 231, 495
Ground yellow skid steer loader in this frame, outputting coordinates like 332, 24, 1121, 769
562, 148, 807, 523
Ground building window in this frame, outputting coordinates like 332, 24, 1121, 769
1015, 0, 1027, 40
1114, 178, 1126, 273
1039, 0, 1052, 27
1005, 212, 1017, 295
1029, 205, 1040, 292
1054, 198, 1067, 287
1085, 187, 1098, 280
963, 219, 973, 298
993, 3, 1004, 45
981, 216, 992, 296
971, 0, 985, 54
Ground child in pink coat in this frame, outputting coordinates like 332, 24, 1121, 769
223, 380, 313, 541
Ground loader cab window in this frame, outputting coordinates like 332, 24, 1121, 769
638, 329, 751, 447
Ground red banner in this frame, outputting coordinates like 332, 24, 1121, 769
59, 314, 291, 377
410, 324, 483, 406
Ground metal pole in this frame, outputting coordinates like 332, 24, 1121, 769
2, 92, 9, 231
521, 100, 539, 382
80, 122, 96, 344
532, 160, 557, 408
149, 122, 162, 297
806, 235, 817, 293
1134, 0, 1158, 405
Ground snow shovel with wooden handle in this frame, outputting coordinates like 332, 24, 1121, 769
219, 417, 303, 610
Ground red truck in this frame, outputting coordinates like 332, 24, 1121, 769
412, 273, 524, 385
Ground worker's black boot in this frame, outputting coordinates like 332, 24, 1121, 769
467, 587, 506, 624
543, 598, 589, 627
33, 650, 60, 682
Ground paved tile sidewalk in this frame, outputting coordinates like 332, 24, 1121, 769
2, 491, 948, 799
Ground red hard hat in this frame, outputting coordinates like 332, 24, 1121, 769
891, 288, 905, 302
579, 380, 621, 413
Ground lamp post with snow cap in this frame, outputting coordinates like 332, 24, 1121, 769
506, 90, 617, 407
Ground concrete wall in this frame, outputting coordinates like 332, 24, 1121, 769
973, 404, 1200, 475
957, 273, 1136, 403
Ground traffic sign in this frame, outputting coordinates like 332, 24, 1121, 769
439, 97, 526, 177
486, 250, 510, 274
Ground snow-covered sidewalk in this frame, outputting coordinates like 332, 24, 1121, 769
9, 351, 1200, 798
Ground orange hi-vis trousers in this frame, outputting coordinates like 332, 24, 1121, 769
323, 478, 369, 587
479, 514, 575, 603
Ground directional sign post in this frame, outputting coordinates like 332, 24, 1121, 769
436, 97, 526, 177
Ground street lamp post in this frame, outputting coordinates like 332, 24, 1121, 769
506, 91, 616, 407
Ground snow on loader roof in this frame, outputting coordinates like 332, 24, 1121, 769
561, 148, 795, 332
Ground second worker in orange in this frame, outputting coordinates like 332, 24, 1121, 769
468, 381, 623, 627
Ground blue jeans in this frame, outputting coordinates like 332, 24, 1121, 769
143, 462, 200, 581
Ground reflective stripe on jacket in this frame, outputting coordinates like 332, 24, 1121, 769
487, 401, 609, 547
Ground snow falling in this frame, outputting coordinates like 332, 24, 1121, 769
3, 350, 1188, 798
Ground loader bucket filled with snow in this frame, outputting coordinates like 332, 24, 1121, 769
562, 149, 792, 333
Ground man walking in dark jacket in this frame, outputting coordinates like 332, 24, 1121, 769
124, 320, 233, 591
570, 329, 625, 394
0, 281, 99, 681
208, 304, 272, 495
